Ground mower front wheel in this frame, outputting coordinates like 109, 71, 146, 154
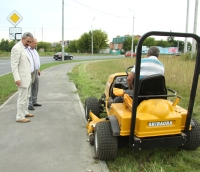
89, 134, 94, 146
85, 97, 100, 120
94, 121, 118, 161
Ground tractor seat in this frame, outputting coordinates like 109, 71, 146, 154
138, 74, 167, 105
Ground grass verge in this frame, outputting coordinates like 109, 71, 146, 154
68, 56, 200, 172
0, 60, 80, 105
0, 57, 117, 105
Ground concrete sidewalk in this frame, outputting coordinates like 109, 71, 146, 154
0, 62, 109, 172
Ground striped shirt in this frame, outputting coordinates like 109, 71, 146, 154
131, 56, 164, 78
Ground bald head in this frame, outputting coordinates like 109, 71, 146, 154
30, 38, 37, 49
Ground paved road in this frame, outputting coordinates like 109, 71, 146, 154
0, 55, 123, 76
0, 62, 109, 172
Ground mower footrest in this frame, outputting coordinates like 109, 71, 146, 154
133, 134, 186, 150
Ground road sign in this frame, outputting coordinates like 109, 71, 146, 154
7, 10, 23, 27
9, 27, 22, 40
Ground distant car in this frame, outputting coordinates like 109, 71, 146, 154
53, 52, 73, 60
174, 52, 180, 56
125, 51, 136, 57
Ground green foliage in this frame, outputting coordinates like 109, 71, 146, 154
37, 41, 52, 52
77, 29, 108, 53
92, 29, 108, 53
77, 33, 90, 53
178, 40, 185, 51
143, 37, 156, 46
181, 51, 197, 61
0, 39, 15, 52
123, 37, 138, 52
9, 41, 15, 51
0, 73, 17, 104
65, 40, 77, 53
54, 44, 62, 52
69, 57, 200, 172
0, 60, 80, 105
155, 39, 171, 47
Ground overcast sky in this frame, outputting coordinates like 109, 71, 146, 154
0, 0, 199, 43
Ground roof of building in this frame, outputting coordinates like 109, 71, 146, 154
112, 35, 141, 44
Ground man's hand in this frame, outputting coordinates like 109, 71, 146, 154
15, 80, 21, 86
38, 70, 41, 76
127, 73, 134, 90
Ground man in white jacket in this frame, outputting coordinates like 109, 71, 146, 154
11, 32, 35, 123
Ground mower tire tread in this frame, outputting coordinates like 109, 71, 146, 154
85, 97, 100, 120
183, 118, 200, 150
94, 121, 118, 160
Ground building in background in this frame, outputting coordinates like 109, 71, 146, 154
110, 35, 141, 54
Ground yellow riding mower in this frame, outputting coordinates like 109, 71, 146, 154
84, 31, 200, 161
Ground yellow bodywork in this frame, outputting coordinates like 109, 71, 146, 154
86, 110, 105, 134
87, 75, 189, 138
104, 72, 127, 98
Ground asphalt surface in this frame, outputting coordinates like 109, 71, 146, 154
0, 62, 109, 172
0, 55, 123, 76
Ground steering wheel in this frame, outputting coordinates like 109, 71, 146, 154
126, 66, 134, 75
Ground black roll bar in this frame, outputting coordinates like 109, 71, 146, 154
129, 31, 200, 146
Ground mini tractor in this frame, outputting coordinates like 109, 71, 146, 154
84, 31, 200, 161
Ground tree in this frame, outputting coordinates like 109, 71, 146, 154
77, 29, 108, 53
92, 29, 108, 53
123, 37, 138, 52
167, 36, 177, 47
37, 42, 52, 52
9, 41, 15, 51
0, 39, 9, 52
77, 33, 90, 53
54, 44, 62, 52
65, 40, 77, 53
143, 37, 156, 47
156, 39, 171, 47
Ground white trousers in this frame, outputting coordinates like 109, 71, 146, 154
16, 85, 31, 120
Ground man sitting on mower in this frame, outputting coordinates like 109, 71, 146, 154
108, 46, 165, 106
127, 46, 165, 89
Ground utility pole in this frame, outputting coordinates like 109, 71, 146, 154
42, 27, 43, 42
131, 15, 135, 57
191, 0, 199, 58
91, 17, 95, 55
128, 8, 135, 58
184, 0, 190, 53
62, 0, 64, 61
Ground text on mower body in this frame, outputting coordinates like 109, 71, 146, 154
148, 121, 172, 127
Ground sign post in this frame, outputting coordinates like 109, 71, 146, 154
7, 10, 23, 43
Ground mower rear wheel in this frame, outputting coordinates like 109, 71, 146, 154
94, 121, 118, 160
85, 97, 100, 120
182, 118, 200, 150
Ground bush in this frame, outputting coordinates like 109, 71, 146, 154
181, 52, 197, 61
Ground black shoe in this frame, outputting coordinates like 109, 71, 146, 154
33, 103, 42, 106
28, 106, 35, 110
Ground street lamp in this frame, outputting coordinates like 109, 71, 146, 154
128, 8, 135, 58
62, 0, 64, 61
91, 17, 95, 55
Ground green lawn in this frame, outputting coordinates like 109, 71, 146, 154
68, 56, 200, 172
1, 55, 200, 172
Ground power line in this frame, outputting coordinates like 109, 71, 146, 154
0, 25, 88, 30
66, 0, 129, 18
